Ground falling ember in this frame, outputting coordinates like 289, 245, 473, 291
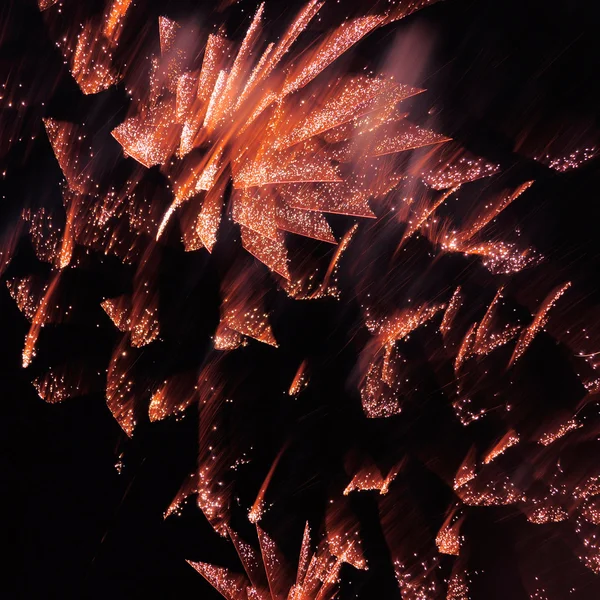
526, 505, 568, 525
56, 193, 80, 270
446, 569, 470, 600
22, 272, 62, 369
421, 146, 500, 190
537, 418, 582, 446
258, 525, 292, 600
284, 222, 359, 300
427, 181, 541, 275
101, 293, 160, 348
454, 322, 477, 375
218, 266, 278, 348
393, 558, 440, 600
343, 462, 401, 495
457, 475, 525, 506
295, 522, 311, 591
360, 344, 404, 418
186, 561, 247, 600
7, 276, 50, 322
509, 281, 571, 367
214, 325, 247, 352
67, 23, 120, 95
240, 227, 291, 280
535, 147, 597, 172
483, 430, 520, 464
465, 240, 541, 275
580, 498, 600, 526
148, 373, 197, 422
454, 447, 477, 490
440, 286, 463, 337
158, 16, 180, 55
435, 505, 464, 557
114, 453, 125, 474
575, 504, 600, 574
460, 181, 534, 243
112, 99, 180, 169
43, 119, 88, 193
0, 223, 23, 277
574, 475, 600, 500
468, 287, 521, 359
288, 361, 309, 397
33, 368, 88, 404
106, 338, 137, 436
103, 0, 133, 41
325, 498, 368, 571
38, 0, 59, 10
248, 447, 286, 524
367, 302, 445, 346
398, 186, 457, 249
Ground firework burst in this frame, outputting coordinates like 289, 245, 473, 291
2, 0, 600, 598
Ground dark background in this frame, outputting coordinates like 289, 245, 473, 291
2, 0, 600, 598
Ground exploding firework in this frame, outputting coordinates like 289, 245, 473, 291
2, 0, 600, 598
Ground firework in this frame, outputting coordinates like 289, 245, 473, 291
3, 0, 600, 598
188, 517, 361, 600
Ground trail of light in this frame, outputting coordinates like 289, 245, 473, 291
289, 360, 309, 397
509, 281, 572, 366
103, 0, 133, 41
440, 286, 463, 337
483, 430, 519, 464
249, 447, 286, 524
537, 418, 582, 446
22, 272, 61, 368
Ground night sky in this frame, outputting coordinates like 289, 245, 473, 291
3, 0, 600, 598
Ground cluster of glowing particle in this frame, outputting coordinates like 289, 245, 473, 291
509, 281, 571, 367
435, 510, 463, 556
101, 292, 160, 348
446, 569, 471, 600
343, 462, 401, 495
288, 360, 309, 397
33, 368, 88, 404
422, 148, 500, 190
537, 418, 582, 446
535, 147, 597, 172
188, 517, 364, 600
105, 1, 450, 279
483, 430, 520, 464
